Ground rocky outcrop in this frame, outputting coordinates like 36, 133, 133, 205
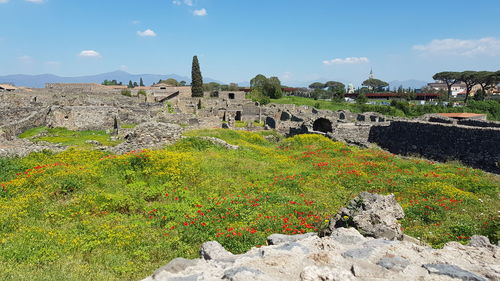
109, 122, 183, 154
142, 193, 498, 281
321, 192, 405, 240
142, 227, 499, 281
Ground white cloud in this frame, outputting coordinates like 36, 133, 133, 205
78, 50, 101, 58
193, 8, 207, 16
26, 0, 44, 3
132, 20, 140, 25
18, 55, 34, 64
137, 29, 157, 37
413, 37, 500, 56
173, 0, 193, 6
0, 0, 10, 4
322, 57, 369, 65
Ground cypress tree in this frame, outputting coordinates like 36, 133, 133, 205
140, 78, 145, 87
191, 55, 204, 97
128, 80, 133, 88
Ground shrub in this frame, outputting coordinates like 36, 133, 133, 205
121, 89, 132, 97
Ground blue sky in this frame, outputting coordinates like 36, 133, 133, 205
1, 0, 500, 86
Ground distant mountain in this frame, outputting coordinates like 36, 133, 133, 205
388, 80, 429, 90
0, 70, 223, 88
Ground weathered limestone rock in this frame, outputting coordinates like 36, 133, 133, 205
321, 192, 405, 240
153, 258, 200, 276
422, 264, 488, 281
200, 241, 235, 261
300, 266, 355, 281
267, 233, 317, 245
142, 226, 498, 281
200, 137, 240, 150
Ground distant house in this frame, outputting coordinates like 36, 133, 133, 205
345, 92, 440, 100
428, 81, 467, 97
0, 84, 17, 92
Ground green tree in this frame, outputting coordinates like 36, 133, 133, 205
473, 90, 486, 101
139, 78, 145, 87
432, 71, 460, 100
191, 55, 204, 97
133, 82, 138, 87
265, 76, 283, 99
356, 93, 368, 104
128, 80, 133, 88
250, 75, 282, 99
458, 71, 478, 103
159, 78, 180, 86
362, 78, 389, 91
308, 82, 326, 90
325, 81, 345, 100
179, 81, 187, 86
203, 82, 221, 92
250, 74, 268, 91
473, 71, 500, 94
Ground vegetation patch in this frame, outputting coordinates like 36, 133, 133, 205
1, 130, 498, 281
19, 127, 122, 147
272, 96, 500, 121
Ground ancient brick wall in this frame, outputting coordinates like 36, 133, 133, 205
368, 121, 500, 173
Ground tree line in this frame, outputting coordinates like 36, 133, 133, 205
433, 71, 500, 102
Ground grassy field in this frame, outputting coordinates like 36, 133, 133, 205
19, 127, 122, 147
0, 129, 498, 281
271, 96, 500, 120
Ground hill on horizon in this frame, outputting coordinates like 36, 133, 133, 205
0, 70, 223, 88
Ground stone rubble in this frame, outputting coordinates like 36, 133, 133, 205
141, 193, 499, 281
321, 192, 405, 240
108, 121, 183, 154
141, 227, 499, 281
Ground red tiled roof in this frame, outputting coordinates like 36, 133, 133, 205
437, 113, 486, 118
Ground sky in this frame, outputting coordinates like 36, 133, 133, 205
1, 0, 500, 86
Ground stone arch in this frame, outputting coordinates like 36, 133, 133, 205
235, 111, 242, 121
265, 117, 276, 129
313, 118, 333, 133
280, 111, 291, 121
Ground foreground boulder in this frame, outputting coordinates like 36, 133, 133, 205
321, 192, 405, 240
142, 193, 498, 280
142, 227, 499, 281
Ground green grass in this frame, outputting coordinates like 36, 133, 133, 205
1, 129, 498, 281
271, 96, 500, 120
272, 96, 363, 112
19, 127, 122, 147
234, 121, 248, 128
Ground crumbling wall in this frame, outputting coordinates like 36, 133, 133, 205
0, 108, 49, 140
46, 106, 118, 131
369, 121, 500, 173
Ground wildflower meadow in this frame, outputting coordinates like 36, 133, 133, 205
0, 129, 498, 281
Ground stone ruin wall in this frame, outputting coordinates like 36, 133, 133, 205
368, 121, 500, 174
261, 105, 500, 174
2, 88, 500, 174
0, 108, 49, 140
